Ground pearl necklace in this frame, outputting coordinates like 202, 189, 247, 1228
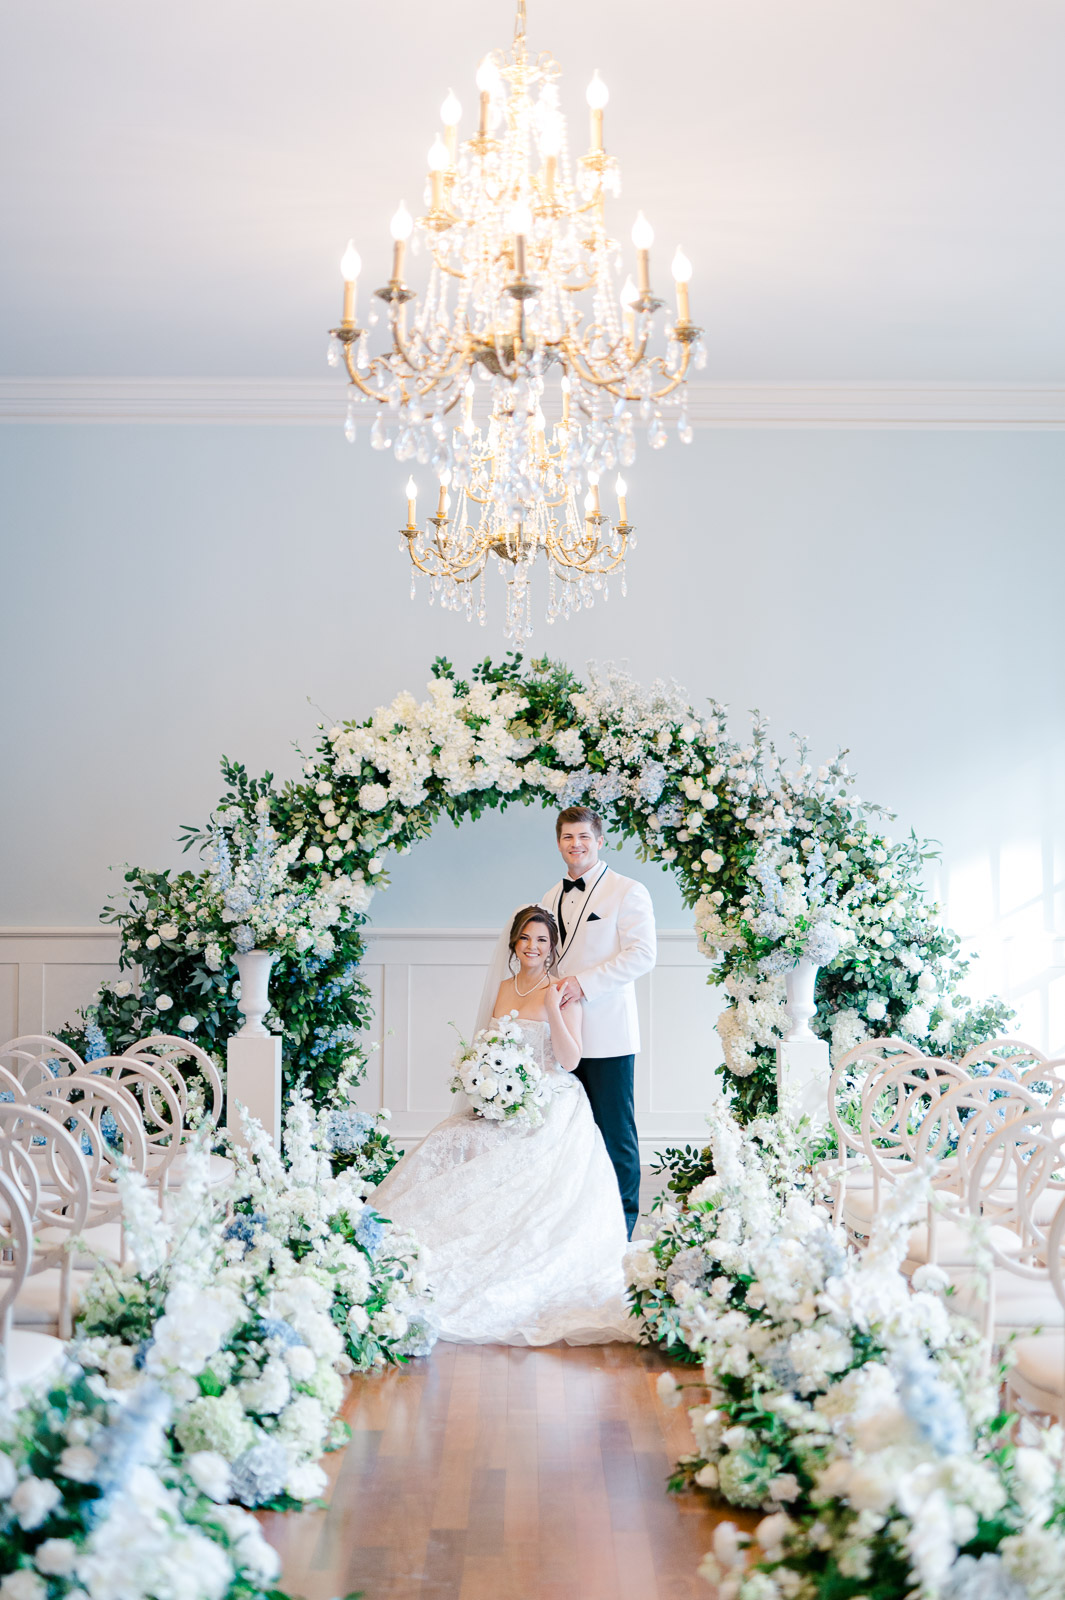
513, 971, 548, 998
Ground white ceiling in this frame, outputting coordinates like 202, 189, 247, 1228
1, 0, 1063, 381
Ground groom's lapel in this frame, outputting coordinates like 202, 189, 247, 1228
560, 864, 609, 956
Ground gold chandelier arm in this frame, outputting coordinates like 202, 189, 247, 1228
342, 343, 406, 403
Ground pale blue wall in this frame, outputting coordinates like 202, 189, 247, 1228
2, 425, 1062, 979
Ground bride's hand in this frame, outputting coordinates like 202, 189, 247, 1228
544, 981, 565, 1014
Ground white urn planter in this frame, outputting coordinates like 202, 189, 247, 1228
784, 955, 819, 1042
233, 949, 275, 1038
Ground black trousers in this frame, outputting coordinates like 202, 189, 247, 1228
574, 1054, 640, 1238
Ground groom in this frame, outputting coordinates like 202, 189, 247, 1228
542, 807, 656, 1238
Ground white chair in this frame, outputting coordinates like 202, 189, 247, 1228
1008, 1193, 1065, 1419
0, 1034, 86, 1090
0, 1166, 66, 1392
115, 1035, 234, 1193
906, 1077, 1053, 1280
840, 1053, 969, 1243
0, 1103, 91, 1339
957, 1109, 1065, 1348
820, 1037, 922, 1227
29, 1072, 149, 1267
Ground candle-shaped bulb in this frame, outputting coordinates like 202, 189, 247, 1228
586, 69, 609, 110
405, 476, 418, 500
560, 373, 571, 393
428, 135, 449, 173
476, 56, 501, 94
532, 407, 546, 434
508, 199, 534, 237
671, 247, 693, 284
540, 120, 562, 158
615, 474, 627, 498
439, 467, 452, 488
440, 89, 462, 126
465, 376, 475, 399
405, 477, 418, 526
620, 275, 639, 310
631, 212, 654, 250
340, 240, 361, 282
390, 202, 414, 242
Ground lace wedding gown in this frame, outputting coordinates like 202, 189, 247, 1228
373, 1018, 636, 1346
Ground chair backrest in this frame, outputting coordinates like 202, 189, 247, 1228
0, 1034, 85, 1092
967, 1108, 1065, 1275
95, 1054, 186, 1190
1046, 1189, 1065, 1311
29, 1073, 148, 1229
119, 1035, 224, 1128
959, 1037, 1065, 1103
857, 1054, 970, 1195
828, 1037, 923, 1166
0, 1102, 91, 1273
0, 1165, 34, 1347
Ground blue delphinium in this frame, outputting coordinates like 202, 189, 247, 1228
228, 1438, 289, 1507
84, 1021, 109, 1062
87, 1382, 171, 1520
894, 1346, 971, 1457
355, 1208, 386, 1256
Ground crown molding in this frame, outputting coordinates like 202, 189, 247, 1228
1, 377, 1063, 430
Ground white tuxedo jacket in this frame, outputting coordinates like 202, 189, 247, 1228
541, 864, 656, 1058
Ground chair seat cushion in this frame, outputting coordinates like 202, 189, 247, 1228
13, 1267, 91, 1328
903, 1218, 1022, 1268
1011, 1332, 1065, 1397
4, 1330, 67, 1393
37, 1220, 124, 1269
166, 1150, 235, 1189
949, 1270, 1065, 1335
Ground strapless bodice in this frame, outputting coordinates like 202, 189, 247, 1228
490, 1017, 565, 1079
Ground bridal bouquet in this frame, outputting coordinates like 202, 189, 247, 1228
450, 1013, 553, 1131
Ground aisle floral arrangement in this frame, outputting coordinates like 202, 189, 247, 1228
58, 655, 1010, 1120
0, 1358, 288, 1600
627, 1110, 1065, 1599
71, 1102, 433, 1513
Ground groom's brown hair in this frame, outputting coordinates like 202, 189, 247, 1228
555, 805, 604, 841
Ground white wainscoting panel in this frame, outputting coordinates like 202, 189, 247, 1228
0, 927, 723, 1158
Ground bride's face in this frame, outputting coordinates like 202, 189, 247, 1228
515, 925, 551, 973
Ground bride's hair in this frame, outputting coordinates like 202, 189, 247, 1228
507, 906, 560, 974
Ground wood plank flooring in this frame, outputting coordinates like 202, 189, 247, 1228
260, 1341, 750, 1600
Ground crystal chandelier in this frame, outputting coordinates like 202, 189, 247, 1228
399, 377, 635, 641
328, 0, 703, 489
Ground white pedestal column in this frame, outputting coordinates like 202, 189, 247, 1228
775, 1038, 831, 1125
227, 1034, 283, 1148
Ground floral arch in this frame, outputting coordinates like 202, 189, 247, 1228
66, 655, 1009, 1122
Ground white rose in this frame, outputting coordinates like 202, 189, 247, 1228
11, 1475, 62, 1530
1, 1572, 47, 1600
368, 856, 383, 873
347, 1305, 369, 1334
700, 850, 724, 872
178, 1015, 198, 1033
155, 994, 173, 1012
145, 933, 161, 950
315, 781, 332, 796
33, 1538, 78, 1577
159, 923, 179, 939
323, 810, 340, 828
327, 845, 343, 862
114, 980, 133, 998
57, 1445, 97, 1483
305, 846, 324, 864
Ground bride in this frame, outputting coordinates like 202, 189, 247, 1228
372, 904, 636, 1346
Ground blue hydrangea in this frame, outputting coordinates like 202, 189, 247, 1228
325, 1109, 375, 1154
355, 1208, 386, 1256
257, 1316, 303, 1348
393, 1318, 438, 1360
637, 760, 667, 804
224, 1211, 268, 1254
228, 1438, 289, 1507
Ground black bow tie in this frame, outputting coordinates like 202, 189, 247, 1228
562, 877, 585, 893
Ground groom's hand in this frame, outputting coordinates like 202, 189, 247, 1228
556, 977, 585, 1007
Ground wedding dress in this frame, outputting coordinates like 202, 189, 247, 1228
372, 1018, 636, 1346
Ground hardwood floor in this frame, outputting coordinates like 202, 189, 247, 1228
260, 1341, 748, 1600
